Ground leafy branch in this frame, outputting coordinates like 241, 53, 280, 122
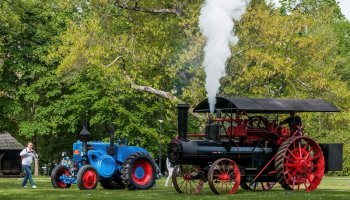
104, 55, 201, 118
113, 0, 182, 16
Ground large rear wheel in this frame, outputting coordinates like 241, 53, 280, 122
51, 165, 71, 189
77, 165, 98, 190
208, 158, 241, 195
121, 152, 156, 190
172, 165, 206, 194
275, 136, 324, 191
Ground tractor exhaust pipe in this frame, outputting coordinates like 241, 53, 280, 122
177, 104, 190, 141
108, 125, 115, 156
79, 120, 90, 163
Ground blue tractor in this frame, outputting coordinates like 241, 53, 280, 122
51, 125, 157, 190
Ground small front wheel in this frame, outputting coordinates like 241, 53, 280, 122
51, 165, 71, 189
77, 165, 98, 190
208, 158, 241, 195
172, 164, 206, 194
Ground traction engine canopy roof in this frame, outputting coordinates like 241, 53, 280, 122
193, 97, 340, 113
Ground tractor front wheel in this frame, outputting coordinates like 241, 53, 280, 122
51, 165, 71, 189
77, 165, 98, 190
121, 152, 156, 190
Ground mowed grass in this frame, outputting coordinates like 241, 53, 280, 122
0, 176, 350, 200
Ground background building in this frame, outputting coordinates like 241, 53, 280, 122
0, 132, 24, 177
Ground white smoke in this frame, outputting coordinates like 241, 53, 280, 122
199, 0, 250, 113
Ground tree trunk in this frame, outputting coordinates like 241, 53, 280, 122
34, 158, 39, 176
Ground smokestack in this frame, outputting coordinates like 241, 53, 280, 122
177, 104, 190, 141
79, 120, 90, 163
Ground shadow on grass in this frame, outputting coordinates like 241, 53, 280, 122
1, 177, 350, 200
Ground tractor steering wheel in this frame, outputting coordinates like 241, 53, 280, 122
248, 116, 269, 130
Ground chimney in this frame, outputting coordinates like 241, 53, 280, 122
177, 104, 190, 141
79, 121, 90, 161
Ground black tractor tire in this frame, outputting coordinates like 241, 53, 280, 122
51, 165, 71, 189
77, 165, 98, 190
121, 152, 156, 190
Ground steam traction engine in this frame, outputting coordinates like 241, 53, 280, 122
167, 97, 343, 194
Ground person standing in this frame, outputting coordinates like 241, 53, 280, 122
20, 142, 38, 188
164, 157, 175, 187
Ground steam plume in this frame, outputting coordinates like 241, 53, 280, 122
199, 0, 250, 113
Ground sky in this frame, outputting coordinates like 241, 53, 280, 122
270, 0, 350, 21
338, 0, 350, 21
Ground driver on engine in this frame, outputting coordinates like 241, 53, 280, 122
279, 111, 302, 134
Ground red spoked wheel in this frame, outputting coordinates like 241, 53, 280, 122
275, 136, 325, 191
172, 165, 206, 194
77, 165, 98, 190
51, 165, 71, 189
208, 158, 241, 195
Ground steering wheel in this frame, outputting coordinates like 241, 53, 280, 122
248, 116, 269, 130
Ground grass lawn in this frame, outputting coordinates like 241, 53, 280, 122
0, 176, 350, 200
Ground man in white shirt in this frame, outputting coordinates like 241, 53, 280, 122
20, 142, 38, 188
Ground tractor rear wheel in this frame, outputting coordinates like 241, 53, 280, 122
77, 165, 98, 190
172, 165, 206, 194
51, 165, 71, 189
208, 158, 241, 195
121, 152, 156, 190
275, 136, 325, 191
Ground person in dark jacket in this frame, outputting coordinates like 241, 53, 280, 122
279, 111, 302, 133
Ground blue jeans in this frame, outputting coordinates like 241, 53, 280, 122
22, 165, 35, 187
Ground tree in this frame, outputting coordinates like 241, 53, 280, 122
45, 0, 191, 156
0, 0, 76, 164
